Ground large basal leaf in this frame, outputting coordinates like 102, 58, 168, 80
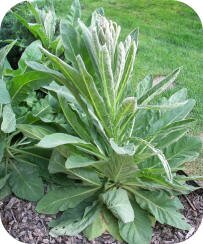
83, 212, 106, 240
102, 208, 123, 241
0, 174, 10, 190
119, 200, 152, 244
49, 195, 96, 227
17, 124, 55, 140
0, 140, 6, 162
0, 184, 11, 200
9, 71, 52, 104
1, 104, 16, 133
37, 133, 89, 148
0, 79, 10, 104
134, 190, 191, 230
50, 201, 101, 237
102, 188, 134, 223
68, 167, 102, 186
165, 136, 202, 168
36, 186, 98, 214
49, 149, 67, 174
9, 162, 44, 201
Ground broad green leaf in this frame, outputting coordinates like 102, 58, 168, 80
165, 136, 202, 168
17, 124, 55, 140
28, 23, 49, 47
9, 71, 52, 104
50, 201, 101, 237
36, 186, 98, 214
119, 200, 152, 244
1, 104, 16, 133
60, 19, 80, 66
102, 208, 122, 241
0, 140, 6, 162
37, 133, 89, 148
9, 162, 44, 201
138, 68, 180, 105
69, 168, 101, 186
0, 41, 16, 74
18, 40, 42, 74
0, 174, 10, 190
65, 154, 104, 169
0, 80, 10, 104
40, 47, 89, 99
106, 153, 138, 183
102, 188, 134, 223
83, 212, 106, 240
49, 196, 95, 228
0, 184, 11, 200
134, 190, 191, 230
49, 149, 67, 174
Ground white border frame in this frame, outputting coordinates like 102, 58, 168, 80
0, 0, 202, 243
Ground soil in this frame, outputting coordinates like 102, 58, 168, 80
0, 188, 203, 244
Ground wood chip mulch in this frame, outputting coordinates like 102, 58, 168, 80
0, 189, 203, 244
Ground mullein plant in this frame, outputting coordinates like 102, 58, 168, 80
15, 1, 202, 243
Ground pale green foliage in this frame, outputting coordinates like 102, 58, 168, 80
0, 0, 202, 243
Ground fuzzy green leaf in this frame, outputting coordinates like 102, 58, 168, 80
119, 200, 152, 244
9, 162, 44, 201
102, 188, 134, 223
0, 80, 10, 104
50, 201, 101, 237
1, 104, 16, 133
134, 190, 191, 230
37, 133, 89, 148
36, 186, 98, 214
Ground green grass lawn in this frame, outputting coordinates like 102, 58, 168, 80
51, 0, 203, 135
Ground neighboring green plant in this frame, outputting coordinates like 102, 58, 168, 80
14, 1, 63, 55
0, 0, 202, 243
0, 42, 52, 201
15, 1, 202, 243
0, 1, 34, 48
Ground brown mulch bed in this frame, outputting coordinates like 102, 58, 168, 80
0, 189, 203, 244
